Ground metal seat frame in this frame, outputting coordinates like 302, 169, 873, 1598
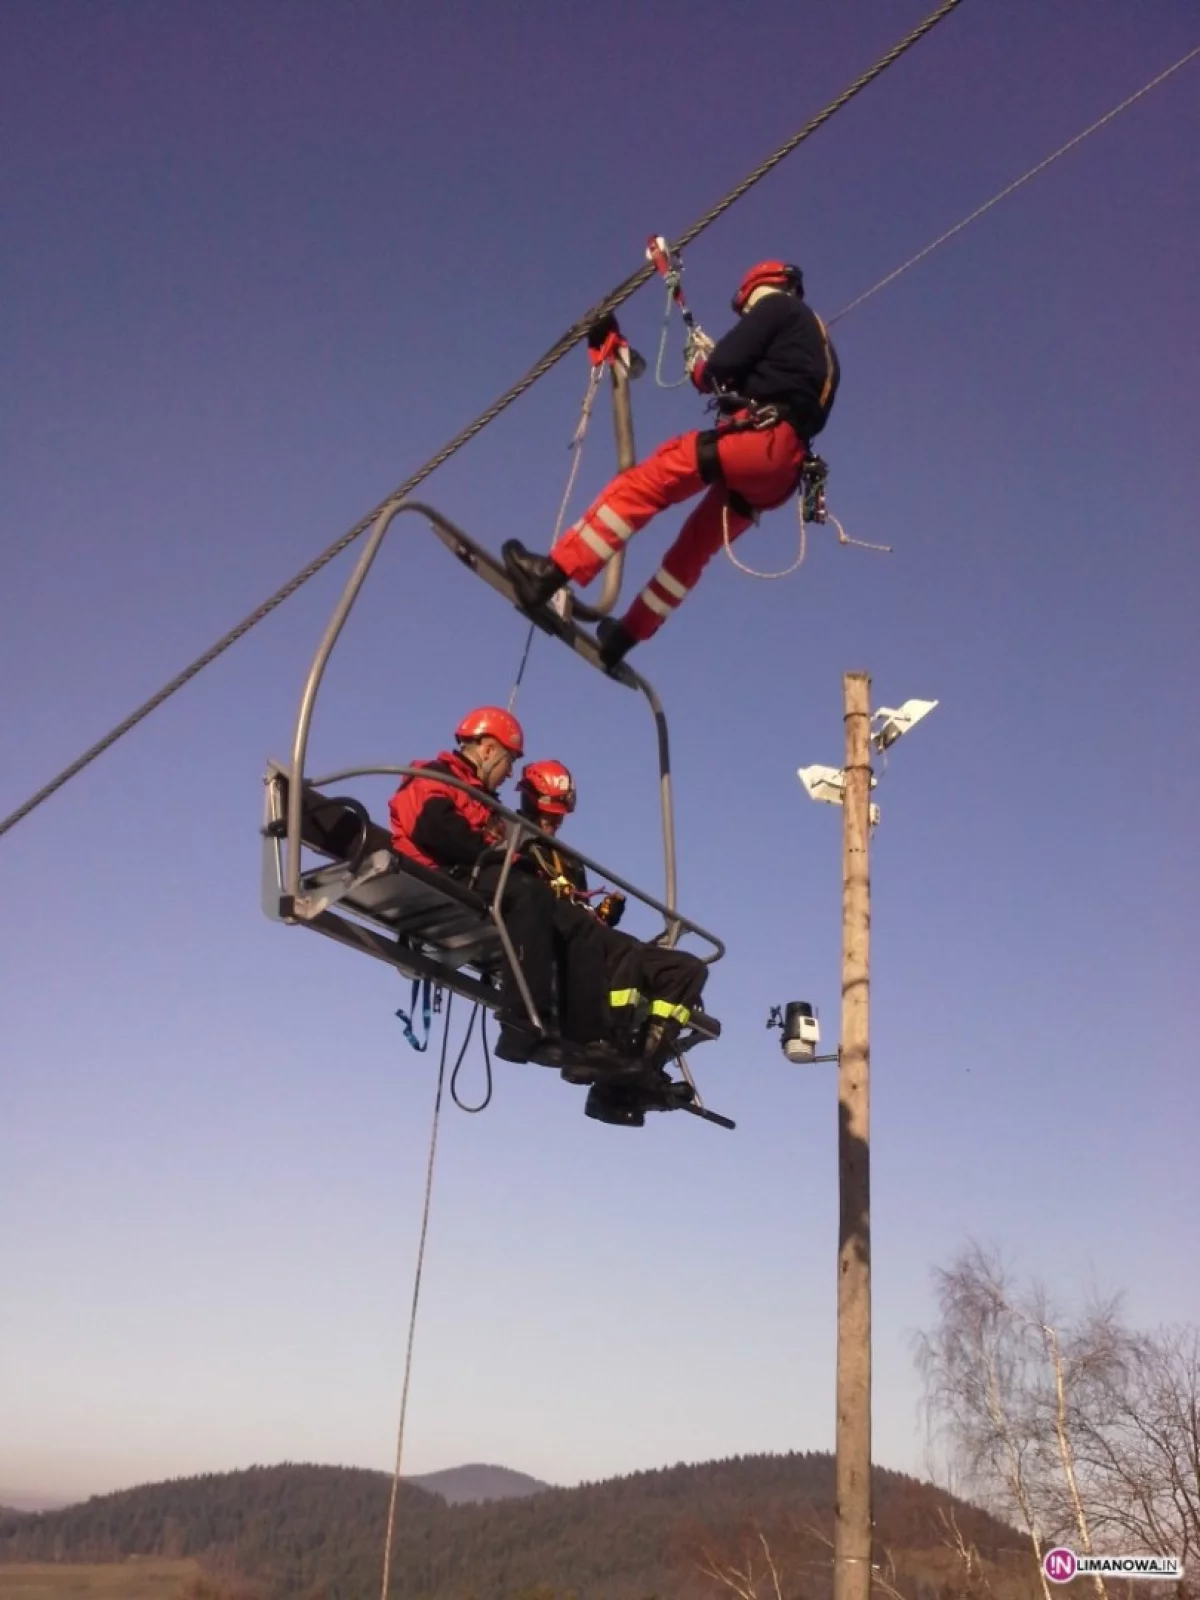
261, 497, 731, 1121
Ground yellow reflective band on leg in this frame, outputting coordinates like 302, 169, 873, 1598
649, 999, 691, 1025
609, 988, 643, 1009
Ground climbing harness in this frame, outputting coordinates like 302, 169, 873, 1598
650, 229, 858, 581
395, 974, 441, 1053
649, 222, 848, 581
527, 838, 617, 911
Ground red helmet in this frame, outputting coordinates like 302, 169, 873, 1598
731, 260, 804, 316
455, 706, 525, 756
518, 759, 576, 816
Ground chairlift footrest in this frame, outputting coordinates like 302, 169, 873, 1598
428, 521, 638, 687
683, 1102, 736, 1131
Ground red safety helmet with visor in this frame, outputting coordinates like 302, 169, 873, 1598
517, 759, 577, 817
731, 260, 804, 316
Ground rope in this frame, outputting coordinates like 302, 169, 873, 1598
449, 1004, 494, 1114
505, 623, 536, 715
0, 0, 969, 843
830, 513, 892, 555
828, 45, 1200, 325
379, 994, 454, 1600
669, 0, 970, 257
507, 361, 604, 712
653, 284, 691, 389
720, 494, 807, 580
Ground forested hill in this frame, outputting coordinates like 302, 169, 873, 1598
0, 1454, 1037, 1600
407, 1463, 551, 1503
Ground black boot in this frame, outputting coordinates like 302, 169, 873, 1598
502, 541, 570, 611
584, 1084, 646, 1128
641, 1015, 684, 1070
493, 1018, 543, 1063
584, 1071, 695, 1126
595, 618, 636, 672
559, 1039, 646, 1086
492, 1013, 562, 1066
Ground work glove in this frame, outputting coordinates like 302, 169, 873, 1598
595, 891, 626, 928
685, 329, 716, 391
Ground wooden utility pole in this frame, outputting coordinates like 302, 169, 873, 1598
835, 670, 873, 1600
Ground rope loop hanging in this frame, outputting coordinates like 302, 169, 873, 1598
508, 360, 605, 712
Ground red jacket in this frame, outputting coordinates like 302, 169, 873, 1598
389, 750, 496, 870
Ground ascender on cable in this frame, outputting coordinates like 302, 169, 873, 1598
645, 234, 675, 276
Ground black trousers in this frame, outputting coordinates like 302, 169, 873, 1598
470, 863, 612, 1043
602, 929, 707, 1039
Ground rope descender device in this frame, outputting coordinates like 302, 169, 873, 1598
799, 455, 829, 525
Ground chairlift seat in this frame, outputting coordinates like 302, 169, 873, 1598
264, 770, 725, 1049
265, 770, 507, 985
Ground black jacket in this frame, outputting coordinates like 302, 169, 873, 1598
704, 292, 840, 441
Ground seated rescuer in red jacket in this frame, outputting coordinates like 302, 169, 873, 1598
502, 260, 840, 670
515, 760, 709, 1077
388, 707, 624, 1069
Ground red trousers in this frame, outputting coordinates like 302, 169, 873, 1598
550, 420, 805, 642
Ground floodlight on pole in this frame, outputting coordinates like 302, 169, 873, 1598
870, 698, 938, 752
800, 696, 936, 827
797, 764, 880, 828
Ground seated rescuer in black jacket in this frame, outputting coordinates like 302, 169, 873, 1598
515, 761, 708, 1073
388, 706, 624, 1070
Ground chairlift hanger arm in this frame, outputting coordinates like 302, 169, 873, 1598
572, 318, 640, 622
286, 496, 681, 943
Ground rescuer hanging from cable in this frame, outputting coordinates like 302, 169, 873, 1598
503, 261, 841, 669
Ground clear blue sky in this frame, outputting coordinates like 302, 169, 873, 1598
2, 0, 1197, 1506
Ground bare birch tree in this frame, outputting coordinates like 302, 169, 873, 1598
917, 1243, 1198, 1600
914, 1242, 1057, 1600
1065, 1322, 1200, 1592
694, 1518, 914, 1600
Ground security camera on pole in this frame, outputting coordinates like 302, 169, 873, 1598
776, 677, 937, 1600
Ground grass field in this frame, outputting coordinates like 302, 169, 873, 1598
0, 1561, 202, 1599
